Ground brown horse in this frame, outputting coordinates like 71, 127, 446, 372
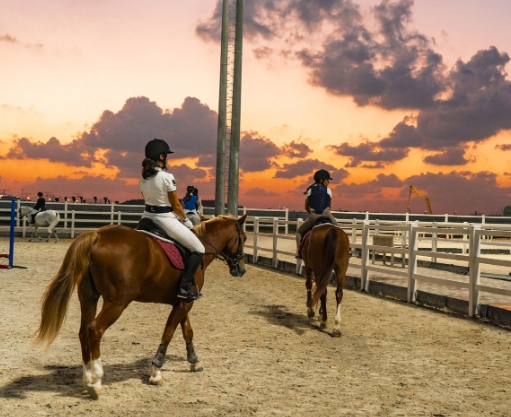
300, 223, 350, 337
35, 214, 247, 399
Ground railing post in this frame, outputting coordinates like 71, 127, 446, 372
71, 210, 75, 239
405, 212, 409, 222
468, 224, 481, 317
351, 219, 357, 257
444, 214, 448, 223
462, 222, 469, 253
22, 217, 26, 238
16, 199, 21, 228
431, 222, 437, 263
407, 222, 419, 303
64, 201, 68, 229
365, 211, 369, 221
242, 207, 247, 232
284, 208, 289, 234
117, 211, 121, 225
272, 218, 278, 268
253, 217, 259, 263
110, 203, 115, 225
360, 221, 370, 292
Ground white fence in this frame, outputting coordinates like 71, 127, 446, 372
244, 217, 511, 318
2, 200, 511, 318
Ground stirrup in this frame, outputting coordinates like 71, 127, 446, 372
177, 288, 203, 300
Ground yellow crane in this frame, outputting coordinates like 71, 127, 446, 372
407, 186, 432, 214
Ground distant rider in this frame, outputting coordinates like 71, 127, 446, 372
29, 192, 46, 224
295, 169, 338, 258
182, 185, 202, 226
139, 138, 205, 300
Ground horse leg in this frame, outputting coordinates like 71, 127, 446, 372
180, 314, 203, 372
305, 266, 315, 318
78, 282, 100, 390
85, 300, 127, 399
319, 292, 328, 329
332, 264, 347, 337
149, 301, 193, 385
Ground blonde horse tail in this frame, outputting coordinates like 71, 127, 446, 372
34, 231, 98, 350
311, 227, 338, 307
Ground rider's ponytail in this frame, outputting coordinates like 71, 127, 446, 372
142, 158, 158, 179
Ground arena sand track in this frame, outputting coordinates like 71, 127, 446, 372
0, 238, 510, 416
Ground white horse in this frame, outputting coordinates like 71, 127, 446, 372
19, 206, 60, 242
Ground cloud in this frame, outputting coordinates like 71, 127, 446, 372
240, 132, 281, 172
281, 140, 312, 158
328, 141, 409, 166
0, 34, 18, 43
5, 96, 219, 178
496, 144, 511, 151
423, 147, 469, 166
334, 173, 403, 198
0, 33, 43, 49
244, 187, 279, 197
274, 159, 348, 180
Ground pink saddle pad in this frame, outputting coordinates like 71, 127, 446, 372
155, 239, 185, 270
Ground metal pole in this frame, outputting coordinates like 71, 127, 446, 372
227, 0, 243, 215
214, 0, 230, 216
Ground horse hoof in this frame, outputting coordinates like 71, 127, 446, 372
331, 329, 342, 338
319, 321, 327, 329
190, 361, 203, 372
307, 308, 315, 318
149, 376, 163, 385
86, 385, 101, 400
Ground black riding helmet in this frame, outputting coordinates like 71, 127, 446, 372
145, 138, 174, 161
186, 185, 195, 193
314, 169, 333, 183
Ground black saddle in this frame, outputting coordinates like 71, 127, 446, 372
136, 218, 190, 264
314, 216, 333, 227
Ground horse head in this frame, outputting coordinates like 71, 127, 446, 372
18, 206, 31, 219
200, 214, 248, 277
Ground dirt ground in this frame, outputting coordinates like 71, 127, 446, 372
1, 238, 510, 417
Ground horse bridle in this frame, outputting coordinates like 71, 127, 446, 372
198, 220, 245, 273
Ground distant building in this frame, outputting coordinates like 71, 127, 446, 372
504, 206, 511, 216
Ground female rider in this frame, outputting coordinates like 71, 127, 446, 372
182, 185, 201, 226
139, 138, 205, 300
295, 169, 339, 258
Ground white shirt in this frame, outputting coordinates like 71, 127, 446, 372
139, 168, 176, 206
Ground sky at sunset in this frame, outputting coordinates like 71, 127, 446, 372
2, 0, 511, 214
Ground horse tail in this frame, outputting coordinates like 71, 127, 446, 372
310, 227, 338, 307
34, 231, 98, 350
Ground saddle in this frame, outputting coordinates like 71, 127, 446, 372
299, 216, 335, 253
136, 218, 190, 270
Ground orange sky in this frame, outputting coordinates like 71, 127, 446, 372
1, 0, 511, 214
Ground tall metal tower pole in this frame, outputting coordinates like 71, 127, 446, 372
227, 0, 243, 216
214, 0, 230, 216
214, 0, 243, 216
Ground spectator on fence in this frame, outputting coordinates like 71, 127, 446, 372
29, 192, 46, 224
295, 169, 338, 258
139, 138, 204, 300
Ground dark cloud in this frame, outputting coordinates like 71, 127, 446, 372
200, 0, 511, 162
329, 141, 409, 166
5, 96, 218, 178
6, 137, 92, 166
274, 159, 347, 180
244, 187, 279, 197
496, 144, 511, 151
240, 132, 280, 172
334, 173, 403, 198
281, 140, 312, 158
423, 148, 469, 166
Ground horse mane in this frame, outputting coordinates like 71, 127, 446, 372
193, 214, 237, 238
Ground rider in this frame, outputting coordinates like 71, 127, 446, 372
295, 169, 339, 258
29, 192, 46, 224
139, 138, 205, 300
182, 185, 202, 226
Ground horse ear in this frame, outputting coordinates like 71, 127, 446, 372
237, 213, 248, 225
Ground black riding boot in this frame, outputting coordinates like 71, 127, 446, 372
177, 252, 204, 300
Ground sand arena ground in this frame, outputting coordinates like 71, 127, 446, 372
0, 238, 510, 416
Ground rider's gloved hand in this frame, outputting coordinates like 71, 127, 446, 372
181, 218, 193, 229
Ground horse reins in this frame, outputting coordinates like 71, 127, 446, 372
195, 220, 245, 272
